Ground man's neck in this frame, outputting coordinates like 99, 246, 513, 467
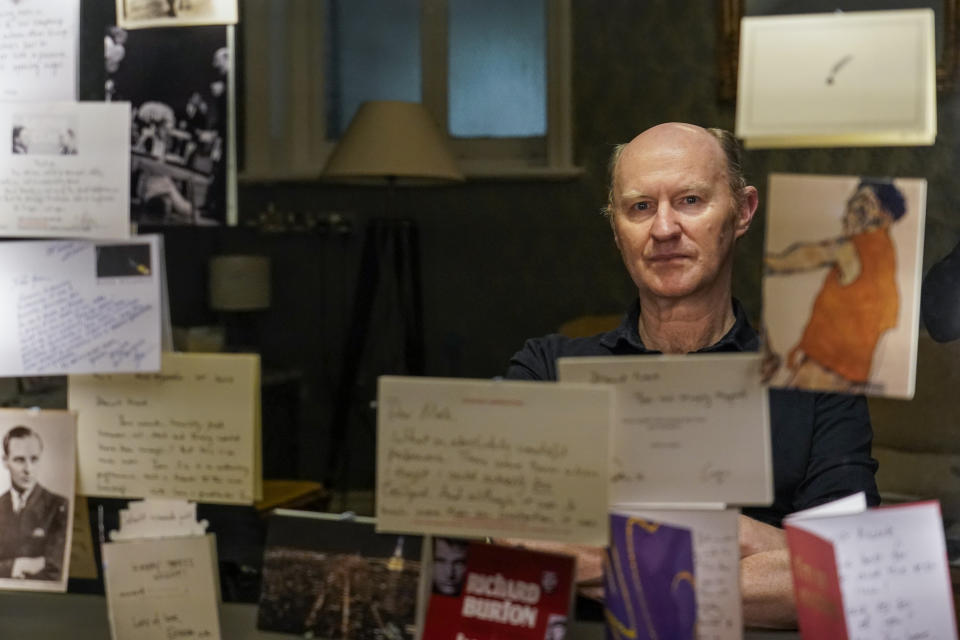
636, 289, 735, 354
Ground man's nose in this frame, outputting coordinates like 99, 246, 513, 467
650, 203, 681, 240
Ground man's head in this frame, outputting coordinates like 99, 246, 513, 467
2, 426, 43, 493
432, 537, 468, 596
843, 180, 907, 236
603, 123, 758, 303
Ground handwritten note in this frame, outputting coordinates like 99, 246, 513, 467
70, 352, 262, 505
376, 376, 613, 545
0, 102, 131, 238
618, 508, 741, 640
787, 501, 957, 640
103, 534, 221, 640
0, 236, 162, 376
112, 499, 209, 541
558, 354, 771, 507
0, 1, 78, 100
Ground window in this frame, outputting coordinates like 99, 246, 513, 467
240, 0, 576, 181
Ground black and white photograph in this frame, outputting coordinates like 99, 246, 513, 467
116, 0, 238, 29
0, 409, 76, 594
104, 24, 231, 226
96, 242, 153, 278
11, 115, 78, 156
257, 511, 423, 639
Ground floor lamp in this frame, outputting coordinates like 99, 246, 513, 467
321, 101, 464, 500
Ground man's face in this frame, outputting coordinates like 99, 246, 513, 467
433, 539, 467, 595
843, 185, 885, 235
610, 124, 753, 302
3, 436, 41, 493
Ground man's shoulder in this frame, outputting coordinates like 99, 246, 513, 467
506, 332, 618, 381
32, 485, 69, 510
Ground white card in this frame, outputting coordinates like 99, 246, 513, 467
1, 102, 131, 239
103, 534, 221, 640
0, 1, 79, 101
0, 236, 162, 376
376, 376, 613, 545
786, 500, 957, 640
558, 354, 772, 507
737, 10, 936, 148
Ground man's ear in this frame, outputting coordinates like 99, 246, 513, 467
609, 213, 621, 250
734, 186, 759, 238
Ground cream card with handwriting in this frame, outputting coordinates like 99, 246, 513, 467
70, 352, 261, 505
736, 10, 936, 148
0, 102, 131, 238
0, 236, 162, 376
615, 508, 741, 639
558, 354, 771, 506
103, 534, 221, 640
376, 376, 613, 545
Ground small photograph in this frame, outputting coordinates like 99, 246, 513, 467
95, 243, 152, 278
104, 24, 230, 226
258, 512, 422, 639
11, 115, 78, 156
0, 409, 76, 593
431, 536, 468, 596
763, 173, 927, 398
117, 0, 238, 29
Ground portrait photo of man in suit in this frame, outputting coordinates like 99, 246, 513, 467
0, 425, 69, 582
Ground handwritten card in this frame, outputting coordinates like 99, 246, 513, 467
0, 236, 162, 376
786, 499, 958, 640
737, 10, 936, 148
103, 534, 221, 640
376, 376, 613, 545
0, 408, 76, 593
111, 499, 209, 541
117, 0, 238, 29
0, 101, 131, 239
614, 508, 741, 640
70, 352, 262, 505
558, 354, 772, 507
0, 1, 79, 100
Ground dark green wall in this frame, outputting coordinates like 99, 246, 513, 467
215, 0, 960, 485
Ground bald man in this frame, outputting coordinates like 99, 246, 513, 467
506, 123, 879, 628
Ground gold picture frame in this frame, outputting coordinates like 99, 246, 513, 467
717, 0, 960, 100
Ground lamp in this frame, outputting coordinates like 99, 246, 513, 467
208, 255, 271, 351
321, 101, 463, 499
322, 100, 464, 187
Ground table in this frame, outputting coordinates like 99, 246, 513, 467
0, 592, 800, 639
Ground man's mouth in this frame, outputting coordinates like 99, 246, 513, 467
647, 253, 690, 262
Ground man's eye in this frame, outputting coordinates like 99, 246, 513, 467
682, 195, 699, 204
630, 202, 649, 211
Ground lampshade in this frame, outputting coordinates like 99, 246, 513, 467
322, 101, 464, 184
208, 255, 271, 311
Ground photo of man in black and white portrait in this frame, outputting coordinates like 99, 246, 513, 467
104, 24, 231, 226
0, 415, 76, 593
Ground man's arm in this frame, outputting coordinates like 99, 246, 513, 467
765, 237, 860, 284
27, 494, 68, 581
738, 515, 796, 628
